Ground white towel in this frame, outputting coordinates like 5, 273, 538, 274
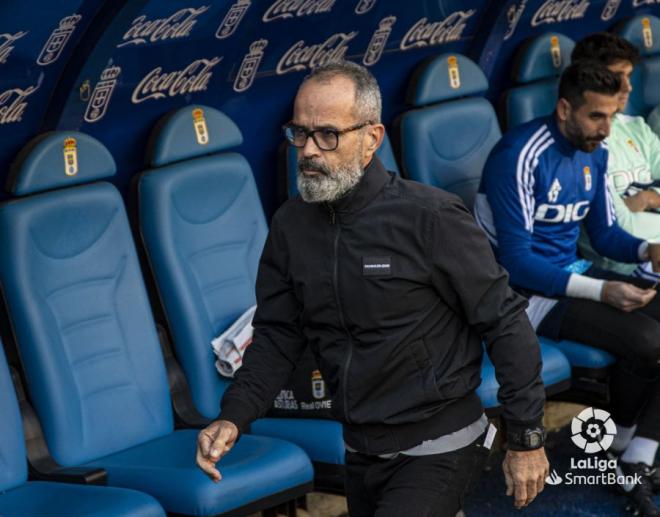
212, 305, 257, 378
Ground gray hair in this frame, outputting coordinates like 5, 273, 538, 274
301, 60, 382, 123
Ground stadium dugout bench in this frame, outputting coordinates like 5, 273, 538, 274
0, 131, 313, 516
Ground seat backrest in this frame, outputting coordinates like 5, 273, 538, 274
284, 130, 400, 199
617, 15, 660, 117
397, 53, 501, 208
648, 103, 660, 136
504, 33, 574, 128
0, 342, 27, 491
0, 132, 173, 467
139, 107, 268, 419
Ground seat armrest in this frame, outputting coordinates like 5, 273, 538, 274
29, 464, 107, 485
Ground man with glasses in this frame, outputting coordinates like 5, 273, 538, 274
196, 60, 549, 515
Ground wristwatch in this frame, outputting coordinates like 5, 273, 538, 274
507, 427, 546, 450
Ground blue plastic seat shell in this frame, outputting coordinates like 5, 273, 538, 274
83, 429, 313, 516
538, 336, 615, 370
0, 481, 165, 517
251, 418, 345, 465
477, 342, 571, 409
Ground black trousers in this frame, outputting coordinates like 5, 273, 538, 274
538, 268, 660, 441
344, 433, 490, 517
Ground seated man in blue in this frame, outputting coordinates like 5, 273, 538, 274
475, 61, 660, 516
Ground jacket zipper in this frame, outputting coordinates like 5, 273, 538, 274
328, 204, 353, 424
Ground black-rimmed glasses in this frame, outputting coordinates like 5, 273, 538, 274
282, 121, 372, 151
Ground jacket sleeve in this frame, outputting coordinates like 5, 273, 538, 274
218, 213, 307, 432
584, 152, 644, 263
429, 198, 545, 433
607, 183, 660, 242
481, 145, 571, 296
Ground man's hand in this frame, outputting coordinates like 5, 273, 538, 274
196, 420, 239, 482
502, 448, 549, 509
623, 190, 660, 212
602, 281, 656, 312
648, 243, 660, 273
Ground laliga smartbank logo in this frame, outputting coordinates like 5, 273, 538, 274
544, 407, 642, 488
571, 406, 616, 453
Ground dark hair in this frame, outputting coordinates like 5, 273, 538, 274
558, 60, 622, 108
300, 60, 382, 122
572, 32, 640, 66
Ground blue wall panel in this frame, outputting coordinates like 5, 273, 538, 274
1, 0, 659, 215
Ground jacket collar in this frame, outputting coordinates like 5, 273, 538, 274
547, 115, 577, 156
325, 156, 391, 214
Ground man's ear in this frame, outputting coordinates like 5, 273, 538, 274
366, 123, 385, 152
556, 98, 571, 122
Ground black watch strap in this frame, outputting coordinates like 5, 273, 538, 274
507, 427, 546, 451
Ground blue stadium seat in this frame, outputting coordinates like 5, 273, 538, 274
138, 107, 345, 479
0, 131, 313, 516
538, 337, 615, 371
284, 130, 400, 198
396, 54, 574, 408
0, 341, 166, 517
504, 33, 574, 128
617, 15, 660, 118
478, 340, 571, 411
396, 53, 501, 208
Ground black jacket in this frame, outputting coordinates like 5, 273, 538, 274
220, 158, 545, 455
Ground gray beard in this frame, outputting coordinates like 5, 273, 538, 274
297, 163, 365, 203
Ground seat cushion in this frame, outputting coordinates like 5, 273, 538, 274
251, 418, 345, 465
477, 342, 570, 409
0, 481, 164, 517
539, 337, 615, 369
83, 429, 313, 516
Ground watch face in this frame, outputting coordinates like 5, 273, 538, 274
528, 431, 542, 448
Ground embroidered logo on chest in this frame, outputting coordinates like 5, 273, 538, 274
362, 256, 391, 276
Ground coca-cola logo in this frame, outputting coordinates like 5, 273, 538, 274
400, 10, 476, 51
504, 1, 527, 41
530, 0, 590, 27
0, 84, 39, 125
131, 57, 222, 104
118, 6, 209, 48
263, 0, 336, 22
0, 31, 28, 65
633, 0, 659, 6
276, 32, 357, 75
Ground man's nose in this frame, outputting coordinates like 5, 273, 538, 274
599, 120, 612, 138
622, 75, 633, 93
301, 133, 321, 157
